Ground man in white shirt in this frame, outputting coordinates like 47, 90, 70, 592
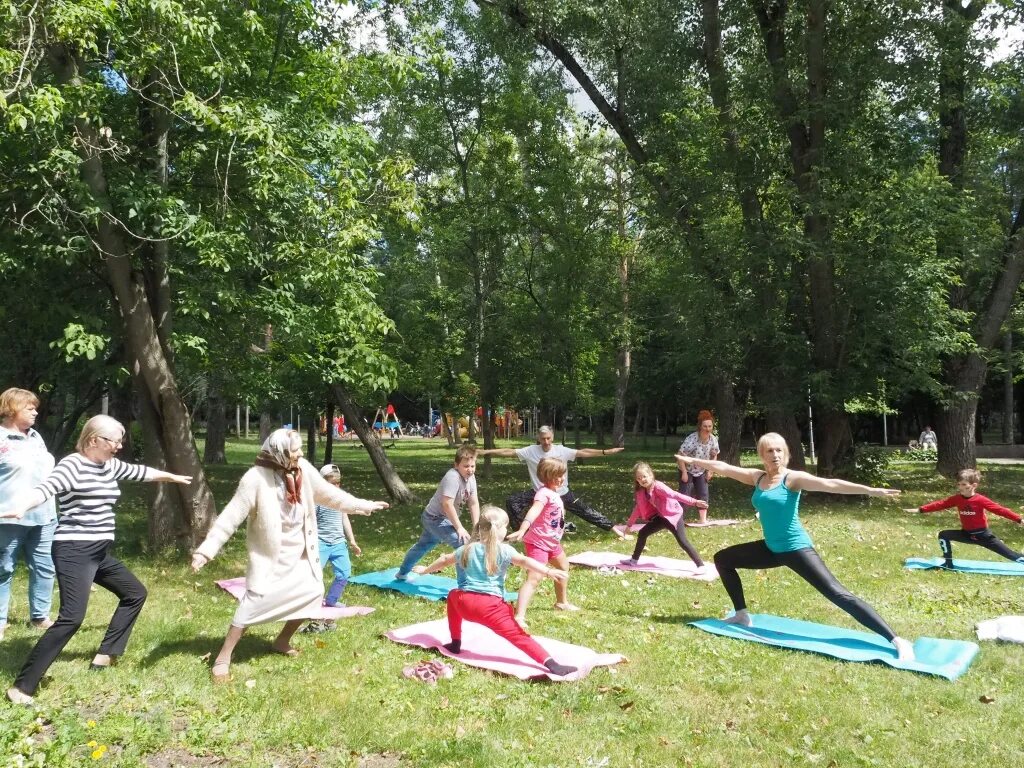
478, 426, 625, 534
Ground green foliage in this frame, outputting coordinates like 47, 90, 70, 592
839, 445, 896, 487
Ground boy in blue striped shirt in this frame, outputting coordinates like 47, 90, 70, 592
307, 464, 362, 631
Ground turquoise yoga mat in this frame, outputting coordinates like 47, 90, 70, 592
904, 557, 1024, 576
689, 614, 978, 680
349, 568, 517, 602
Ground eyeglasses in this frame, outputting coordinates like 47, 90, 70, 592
98, 436, 123, 448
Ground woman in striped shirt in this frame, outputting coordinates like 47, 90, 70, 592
3, 415, 191, 705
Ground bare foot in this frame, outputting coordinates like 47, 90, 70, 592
694, 564, 708, 575
554, 602, 581, 612
271, 645, 301, 657
892, 637, 915, 662
723, 609, 752, 626
211, 660, 231, 683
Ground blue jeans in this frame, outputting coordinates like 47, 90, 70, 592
397, 512, 461, 576
0, 520, 57, 625
319, 539, 352, 606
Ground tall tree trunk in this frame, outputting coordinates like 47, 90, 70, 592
48, 44, 215, 548
766, 406, 806, 471
305, 410, 318, 465
713, 371, 744, 465
611, 151, 633, 448
331, 384, 415, 503
324, 401, 335, 464
1003, 332, 1014, 444
203, 377, 227, 464
258, 410, 274, 444
933, 0, 1024, 475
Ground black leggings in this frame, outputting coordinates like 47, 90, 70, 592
939, 528, 1024, 562
632, 516, 704, 566
713, 541, 896, 641
14, 540, 148, 695
506, 488, 615, 532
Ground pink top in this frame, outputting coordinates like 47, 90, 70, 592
626, 481, 700, 529
523, 487, 565, 551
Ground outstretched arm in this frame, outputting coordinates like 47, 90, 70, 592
145, 469, 192, 484
576, 447, 624, 459
506, 499, 544, 542
674, 454, 762, 486
510, 552, 568, 582
0, 488, 49, 519
414, 552, 457, 575
788, 471, 899, 497
476, 448, 519, 458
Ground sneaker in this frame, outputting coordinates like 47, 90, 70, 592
394, 572, 409, 581
301, 621, 328, 634
564, 522, 578, 533
619, 557, 639, 566
29, 618, 54, 630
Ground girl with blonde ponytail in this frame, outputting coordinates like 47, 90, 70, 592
415, 504, 578, 676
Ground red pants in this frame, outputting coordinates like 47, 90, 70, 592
446, 590, 549, 664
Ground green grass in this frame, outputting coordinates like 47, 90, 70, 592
3, 437, 1024, 767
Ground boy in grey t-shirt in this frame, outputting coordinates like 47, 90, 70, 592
396, 446, 480, 579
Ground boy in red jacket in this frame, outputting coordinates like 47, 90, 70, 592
914, 469, 1024, 568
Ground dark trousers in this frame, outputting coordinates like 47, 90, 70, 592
713, 541, 896, 641
14, 540, 148, 695
939, 528, 1024, 563
506, 488, 615, 532
679, 473, 710, 516
632, 516, 704, 566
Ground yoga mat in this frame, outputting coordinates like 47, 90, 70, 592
349, 568, 516, 602
214, 577, 374, 618
689, 613, 978, 680
385, 618, 626, 681
568, 551, 718, 582
904, 557, 1024, 576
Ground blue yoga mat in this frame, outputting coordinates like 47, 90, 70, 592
904, 557, 1024, 576
349, 568, 517, 602
689, 614, 978, 680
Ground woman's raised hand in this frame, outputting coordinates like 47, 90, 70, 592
191, 553, 208, 573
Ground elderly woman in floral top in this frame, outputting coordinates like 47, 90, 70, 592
675, 410, 720, 524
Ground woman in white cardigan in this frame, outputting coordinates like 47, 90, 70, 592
192, 429, 388, 681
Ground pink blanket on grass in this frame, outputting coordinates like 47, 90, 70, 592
385, 618, 626, 681
215, 577, 374, 618
568, 551, 719, 581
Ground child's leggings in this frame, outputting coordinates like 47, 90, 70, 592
939, 528, 1024, 562
632, 515, 704, 565
713, 541, 897, 641
447, 589, 549, 664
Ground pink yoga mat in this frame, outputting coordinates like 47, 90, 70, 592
386, 618, 626, 681
568, 551, 718, 581
215, 577, 374, 619
613, 520, 743, 536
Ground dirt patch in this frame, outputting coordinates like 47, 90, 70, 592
356, 754, 403, 768
145, 748, 227, 767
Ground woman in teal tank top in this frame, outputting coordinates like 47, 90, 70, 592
676, 432, 914, 661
